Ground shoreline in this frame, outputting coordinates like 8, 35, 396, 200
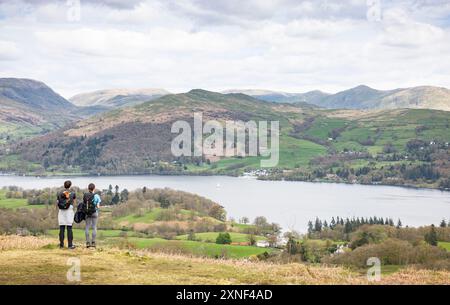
1, 171, 449, 193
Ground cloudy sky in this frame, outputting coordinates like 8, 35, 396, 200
0, 0, 450, 98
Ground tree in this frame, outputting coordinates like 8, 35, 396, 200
120, 189, 129, 202
330, 217, 336, 229
267, 234, 278, 247
159, 196, 170, 209
107, 184, 113, 196
314, 217, 322, 232
286, 237, 299, 255
424, 225, 438, 246
187, 230, 196, 241
396, 219, 402, 228
307, 221, 314, 237
240, 217, 249, 224
216, 232, 232, 244
254, 216, 269, 227
208, 204, 226, 221
247, 234, 256, 246
111, 194, 120, 205
440, 219, 447, 228
111, 185, 120, 205
344, 219, 352, 234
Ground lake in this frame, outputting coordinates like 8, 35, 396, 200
1, 175, 449, 232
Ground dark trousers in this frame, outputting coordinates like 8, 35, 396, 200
59, 225, 73, 247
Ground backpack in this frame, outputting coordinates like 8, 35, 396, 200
57, 191, 73, 210
83, 192, 97, 216
74, 203, 86, 223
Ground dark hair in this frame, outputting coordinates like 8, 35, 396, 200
88, 183, 95, 192
64, 180, 72, 189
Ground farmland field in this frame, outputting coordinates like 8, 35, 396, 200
46, 229, 273, 259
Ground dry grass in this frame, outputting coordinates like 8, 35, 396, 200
381, 268, 450, 285
0, 235, 448, 285
0, 235, 54, 250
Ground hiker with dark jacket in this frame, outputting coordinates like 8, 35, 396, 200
83, 183, 101, 248
57, 180, 76, 249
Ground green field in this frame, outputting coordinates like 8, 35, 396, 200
438, 241, 450, 251
46, 229, 126, 240
304, 117, 348, 140
0, 190, 46, 209
202, 133, 327, 171
114, 208, 163, 224
113, 208, 217, 226
0, 122, 51, 145
231, 223, 257, 231
45, 229, 272, 258
0, 154, 43, 173
175, 232, 266, 243
121, 237, 273, 258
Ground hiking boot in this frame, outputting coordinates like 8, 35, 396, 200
59, 244, 64, 249
68, 245, 76, 250
86, 242, 91, 248
91, 242, 96, 248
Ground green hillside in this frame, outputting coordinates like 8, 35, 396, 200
1, 90, 450, 189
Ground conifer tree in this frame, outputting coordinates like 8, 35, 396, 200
425, 225, 438, 246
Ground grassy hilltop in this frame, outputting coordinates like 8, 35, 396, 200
1, 235, 449, 285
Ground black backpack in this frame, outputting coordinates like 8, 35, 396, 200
74, 203, 86, 223
83, 192, 97, 216
57, 191, 74, 210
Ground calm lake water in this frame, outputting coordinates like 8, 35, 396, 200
1, 175, 449, 232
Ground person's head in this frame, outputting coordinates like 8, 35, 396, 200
88, 183, 95, 193
64, 180, 72, 189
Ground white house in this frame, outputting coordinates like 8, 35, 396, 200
334, 245, 347, 254
276, 237, 288, 247
256, 240, 270, 248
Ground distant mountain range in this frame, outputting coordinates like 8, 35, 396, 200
70, 88, 170, 109
0, 78, 80, 142
1, 77, 450, 145
222, 89, 330, 105
227, 85, 450, 111
2, 78, 450, 189
0, 79, 170, 142
0, 78, 76, 113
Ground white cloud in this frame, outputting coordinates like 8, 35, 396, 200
0, 0, 449, 97
0, 40, 20, 61
380, 8, 445, 47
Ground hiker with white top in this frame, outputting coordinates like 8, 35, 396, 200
56, 180, 76, 249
